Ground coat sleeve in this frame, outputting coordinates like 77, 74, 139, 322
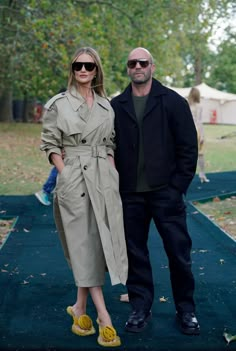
169, 95, 198, 194
105, 106, 116, 158
40, 102, 63, 163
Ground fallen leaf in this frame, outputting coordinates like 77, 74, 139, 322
223, 332, 236, 344
213, 197, 221, 202
159, 296, 168, 302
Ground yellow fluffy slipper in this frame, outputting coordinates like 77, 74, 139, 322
66, 306, 76, 318
72, 314, 96, 336
97, 319, 121, 347
66, 307, 95, 336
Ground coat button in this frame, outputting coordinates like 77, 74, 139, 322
103, 137, 106, 142
81, 192, 85, 197
82, 139, 86, 144
83, 165, 88, 170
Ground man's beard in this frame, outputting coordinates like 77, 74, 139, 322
131, 72, 151, 85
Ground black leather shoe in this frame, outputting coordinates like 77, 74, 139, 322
176, 312, 200, 335
125, 310, 152, 333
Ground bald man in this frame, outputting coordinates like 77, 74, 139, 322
111, 47, 200, 335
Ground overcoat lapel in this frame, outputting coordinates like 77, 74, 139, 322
67, 89, 110, 139
118, 85, 138, 123
82, 95, 111, 138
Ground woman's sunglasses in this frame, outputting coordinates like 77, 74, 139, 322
127, 59, 151, 69
72, 62, 97, 72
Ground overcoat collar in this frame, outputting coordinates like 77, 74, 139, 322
67, 87, 110, 112
117, 78, 167, 121
66, 87, 111, 138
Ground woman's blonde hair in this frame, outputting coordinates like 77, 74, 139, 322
188, 87, 200, 104
67, 47, 106, 97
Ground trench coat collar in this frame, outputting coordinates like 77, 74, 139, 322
117, 78, 167, 121
67, 87, 111, 138
67, 87, 110, 112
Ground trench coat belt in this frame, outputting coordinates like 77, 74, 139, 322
64, 145, 107, 159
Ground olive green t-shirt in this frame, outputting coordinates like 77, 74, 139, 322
132, 94, 152, 192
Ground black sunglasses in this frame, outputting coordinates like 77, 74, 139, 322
72, 62, 97, 72
127, 59, 151, 69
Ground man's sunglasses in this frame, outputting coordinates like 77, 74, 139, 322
127, 59, 151, 69
72, 62, 97, 72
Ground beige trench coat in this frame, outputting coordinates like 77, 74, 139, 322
40, 88, 128, 287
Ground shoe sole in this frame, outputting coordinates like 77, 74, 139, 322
35, 193, 51, 206
180, 326, 200, 335
176, 315, 200, 335
125, 313, 152, 333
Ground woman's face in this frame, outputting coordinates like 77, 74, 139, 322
73, 53, 97, 86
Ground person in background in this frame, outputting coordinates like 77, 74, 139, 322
111, 47, 200, 335
35, 88, 67, 206
188, 87, 210, 183
35, 166, 58, 206
40, 46, 128, 348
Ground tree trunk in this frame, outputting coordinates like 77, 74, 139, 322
194, 55, 202, 85
22, 91, 29, 123
0, 91, 14, 122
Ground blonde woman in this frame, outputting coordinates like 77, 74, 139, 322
40, 47, 128, 347
188, 87, 210, 183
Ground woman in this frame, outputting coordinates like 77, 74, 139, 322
188, 87, 210, 183
40, 47, 128, 347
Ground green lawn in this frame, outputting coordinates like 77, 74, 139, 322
0, 122, 235, 195
203, 125, 236, 173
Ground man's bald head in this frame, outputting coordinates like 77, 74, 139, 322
128, 47, 154, 63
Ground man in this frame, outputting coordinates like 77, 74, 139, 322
111, 47, 200, 335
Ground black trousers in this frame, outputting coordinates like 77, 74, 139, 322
121, 186, 196, 314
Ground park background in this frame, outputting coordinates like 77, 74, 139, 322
0, 0, 236, 122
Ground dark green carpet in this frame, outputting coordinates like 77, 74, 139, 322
0, 171, 236, 351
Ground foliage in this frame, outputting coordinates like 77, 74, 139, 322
0, 0, 236, 121
207, 33, 236, 93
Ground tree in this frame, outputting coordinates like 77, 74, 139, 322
207, 33, 236, 93
0, 0, 235, 122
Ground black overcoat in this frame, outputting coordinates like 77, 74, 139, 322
111, 78, 198, 194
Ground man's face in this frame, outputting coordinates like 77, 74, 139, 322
127, 49, 155, 85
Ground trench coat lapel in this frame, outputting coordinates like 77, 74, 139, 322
67, 89, 111, 138
82, 94, 111, 138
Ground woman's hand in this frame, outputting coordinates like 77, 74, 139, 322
50, 153, 65, 173
108, 155, 116, 168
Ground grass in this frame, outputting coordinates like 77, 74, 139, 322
0, 123, 49, 195
194, 195, 236, 240
202, 125, 236, 173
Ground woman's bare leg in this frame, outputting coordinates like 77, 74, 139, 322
89, 286, 112, 326
71, 287, 89, 316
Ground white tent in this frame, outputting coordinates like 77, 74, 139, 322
170, 83, 236, 125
